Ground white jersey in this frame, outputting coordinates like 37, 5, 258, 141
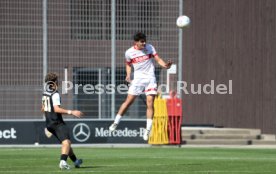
125, 44, 158, 79
52, 93, 61, 106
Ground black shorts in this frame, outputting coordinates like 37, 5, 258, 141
47, 123, 70, 143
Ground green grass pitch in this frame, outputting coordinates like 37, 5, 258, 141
0, 147, 276, 173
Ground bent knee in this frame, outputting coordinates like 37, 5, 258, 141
62, 139, 71, 146
146, 100, 154, 107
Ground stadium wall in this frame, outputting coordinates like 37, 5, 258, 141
183, 0, 276, 134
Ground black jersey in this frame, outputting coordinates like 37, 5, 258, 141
42, 91, 65, 127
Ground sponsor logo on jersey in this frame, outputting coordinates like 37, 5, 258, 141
131, 54, 153, 64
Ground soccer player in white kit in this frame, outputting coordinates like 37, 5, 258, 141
109, 32, 172, 141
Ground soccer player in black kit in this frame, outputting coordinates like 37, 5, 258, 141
42, 72, 84, 170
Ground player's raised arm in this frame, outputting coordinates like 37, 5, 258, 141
154, 55, 172, 69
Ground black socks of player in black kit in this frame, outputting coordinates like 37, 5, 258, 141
61, 154, 76, 162
69, 154, 77, 162
61, 154, 68, 161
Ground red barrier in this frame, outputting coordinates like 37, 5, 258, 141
167, 92, 183, 144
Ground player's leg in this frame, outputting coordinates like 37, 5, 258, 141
68, 147, 83, 168
57, 139, 71, 169
44, 127, 53, 138
110, 78, 144, 131
117, 94, 137, 116
143, 78, 157, 141
143, 94, 155, 141
109, 94, 137, 131
52, 124, 71, 170
146, 94, 155, 120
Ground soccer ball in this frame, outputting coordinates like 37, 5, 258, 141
176, 15, 190, 28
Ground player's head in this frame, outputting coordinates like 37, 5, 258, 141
45, 72, 58, 90
133, 32, 146, 49
133, 32, 146, 42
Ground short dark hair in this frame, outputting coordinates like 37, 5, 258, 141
133, 32, 146, 41
45, 72, 58, 83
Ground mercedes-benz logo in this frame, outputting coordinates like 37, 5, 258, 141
72, 123, 91, 142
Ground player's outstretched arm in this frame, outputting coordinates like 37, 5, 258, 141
53, 105, 84, 118
71, 110, 84, 118
154, 55, 172, 69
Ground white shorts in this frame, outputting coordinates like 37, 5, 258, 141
128, 78, 157, 96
